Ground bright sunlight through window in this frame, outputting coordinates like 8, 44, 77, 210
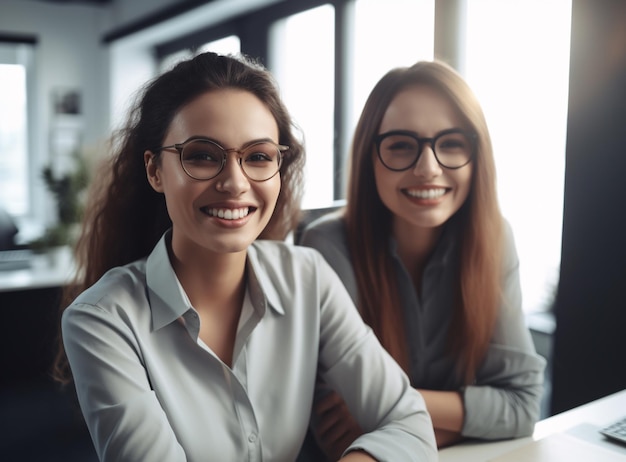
464, 0, 572, 313
0, 63, 29, 216
269, 5, 335, 209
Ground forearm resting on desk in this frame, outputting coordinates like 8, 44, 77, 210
313, 390, 364, 460
418, 389, 465, 447
339, 450, 377, 461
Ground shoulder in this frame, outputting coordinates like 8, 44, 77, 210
61, 261, 151, 373
300, 212, 349, 255
66, 259, 148, 318
501, 217, 515, 244
250, 239, 326, 272
249, 240, 347, 310
303, 211, 346, 239
500, 217, 520, 269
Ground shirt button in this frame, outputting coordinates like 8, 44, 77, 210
248, 433, 257, 443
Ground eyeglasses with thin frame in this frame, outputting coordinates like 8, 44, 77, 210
154, 137, 288, 182
374, 128, 477, 171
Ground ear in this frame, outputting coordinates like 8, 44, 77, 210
144, 150, 164, 193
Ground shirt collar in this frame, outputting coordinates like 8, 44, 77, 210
146, 231, 285, 332
247, 242, 285, 316
146, 230, 189, 331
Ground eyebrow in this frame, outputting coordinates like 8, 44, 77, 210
379, 127, 468, 138
182, 136, 277, 148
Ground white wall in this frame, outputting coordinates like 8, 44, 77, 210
0, 0, 112, 228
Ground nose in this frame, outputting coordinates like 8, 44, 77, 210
216, 154, 250, 194
412, 144, 442, 179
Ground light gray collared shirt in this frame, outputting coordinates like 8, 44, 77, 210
62, 231, 437, 462
300, 214, 546, 440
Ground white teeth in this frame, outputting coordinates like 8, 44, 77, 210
207, 207, 250, 220
406, 188, 446, 199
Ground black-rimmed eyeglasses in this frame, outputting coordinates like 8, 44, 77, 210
374, 128, 477, 171
154, 137, 288, 182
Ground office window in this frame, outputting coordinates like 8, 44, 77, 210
464, 0, 572, 312
269, 5, 335, 209
351, 0, 435, 135
0, 43, 33, 216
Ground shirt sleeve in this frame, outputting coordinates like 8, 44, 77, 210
461, 222, 547, 439
62, 303, 187, 462
313, 251, 437, 462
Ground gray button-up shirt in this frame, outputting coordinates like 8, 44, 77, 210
300, 215, 546, 440
62, 231, 437, 461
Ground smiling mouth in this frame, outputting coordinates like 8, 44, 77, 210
202, 206, 253, 220
405, 188, 448, 199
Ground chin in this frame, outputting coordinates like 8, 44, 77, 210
218, 240, 255, 253
203, 234, 255, 254
408, 214, 451, 230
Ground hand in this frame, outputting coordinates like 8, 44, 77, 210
311, 391, 364, 461
433, 428, 463, 448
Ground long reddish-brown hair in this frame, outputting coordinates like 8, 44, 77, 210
345, 61, 503, 384
52, 52, 305, 383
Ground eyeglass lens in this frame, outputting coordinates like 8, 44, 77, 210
378, 132, 473, 170
180, 140, 282, 181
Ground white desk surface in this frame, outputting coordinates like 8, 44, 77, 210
0, 247, 75, 292
439, 389, 626, 461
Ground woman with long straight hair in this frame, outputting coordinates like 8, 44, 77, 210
299, 60, 545, 458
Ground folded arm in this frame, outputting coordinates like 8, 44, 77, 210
416, 389, 464, 448
315, 253, 437, 461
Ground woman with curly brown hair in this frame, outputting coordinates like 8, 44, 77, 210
55, 52, 437, 462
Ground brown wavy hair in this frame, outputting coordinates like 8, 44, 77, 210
52, 52, 305, 383
345, 60, 502, 384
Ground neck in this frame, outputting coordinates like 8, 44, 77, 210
170, 245, 248, 315
172, 249, 247, 367
393, 219, 443, 283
